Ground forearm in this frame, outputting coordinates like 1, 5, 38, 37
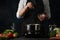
19, 6, 28, 17
16, 0, 28, 18
16, 1, 34, 18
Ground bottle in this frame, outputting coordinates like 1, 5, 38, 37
11, 22, 15, 30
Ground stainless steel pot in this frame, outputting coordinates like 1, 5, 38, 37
26, 24, 40, 35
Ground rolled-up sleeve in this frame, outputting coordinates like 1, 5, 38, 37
16, 0, 24, 19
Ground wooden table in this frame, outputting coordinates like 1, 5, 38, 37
49, 37, 60, 40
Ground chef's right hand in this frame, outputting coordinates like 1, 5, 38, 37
26, 2, 35, 9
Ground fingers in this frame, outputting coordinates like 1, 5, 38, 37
26, 2, 34, 9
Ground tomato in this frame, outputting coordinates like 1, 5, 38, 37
13, 33, 18, 37
56, 34, 60, 37
2, 34, 8, 38
8, 32, 13, 38
13, 33, 17, 37
0, 33, 2, 37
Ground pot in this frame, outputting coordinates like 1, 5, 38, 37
26, 24, 40, 35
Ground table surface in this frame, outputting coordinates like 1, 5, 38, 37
10, 37, 49, 40
49, 37, 60, 40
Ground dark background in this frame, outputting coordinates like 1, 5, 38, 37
0, 0, 20, 32
0, 0, 60, 32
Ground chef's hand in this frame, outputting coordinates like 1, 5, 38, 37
26, 2, 35, 9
